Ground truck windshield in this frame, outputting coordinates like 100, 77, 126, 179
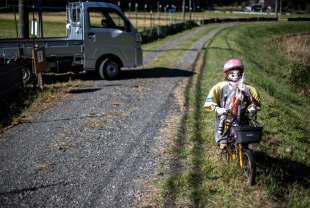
88, 8, 126, 31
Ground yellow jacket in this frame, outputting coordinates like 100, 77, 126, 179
204, 81, 261, 112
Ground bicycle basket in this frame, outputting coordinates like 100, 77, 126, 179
232, 123, 263, 144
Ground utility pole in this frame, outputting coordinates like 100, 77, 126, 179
38, 0, 43, 37
189, 0, 192, 21
182, 0, 185, 22
19, 0, 29, 38
275, 0, 278, 19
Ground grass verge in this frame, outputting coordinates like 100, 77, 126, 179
143, 22, 310, 208
191, 22, 310, 207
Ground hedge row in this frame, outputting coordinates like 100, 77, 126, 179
140, 17, 278, 44
140, 21, 198, 44
288, 17, 310, 21
202, 17, 278, 24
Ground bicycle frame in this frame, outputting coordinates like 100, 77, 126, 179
238, 144, 244, 168
217, 78, 258, 185
220, 116, 256, 185
222, 119, 246, 166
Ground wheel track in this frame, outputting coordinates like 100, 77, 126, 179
85, 25, 229, 208
0, 25, 230, 208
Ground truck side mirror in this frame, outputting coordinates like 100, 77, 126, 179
125, 21, 133, 32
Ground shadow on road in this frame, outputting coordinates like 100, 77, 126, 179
66, 88, 102, 94
144, 48, 199, 53
119, 67, 194, 80
42, 71, 99, 84
41, 67, 194, 84
0, 181, 70, 196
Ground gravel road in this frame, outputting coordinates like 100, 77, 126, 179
0, 25, 226, 208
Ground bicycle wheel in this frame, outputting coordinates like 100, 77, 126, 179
242, 149, 256, 185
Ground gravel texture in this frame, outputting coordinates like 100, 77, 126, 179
0, 25, 226, 208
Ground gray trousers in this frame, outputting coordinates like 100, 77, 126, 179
214, 114, 226, 144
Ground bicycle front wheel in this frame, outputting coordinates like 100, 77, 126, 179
242, 149, 256, 185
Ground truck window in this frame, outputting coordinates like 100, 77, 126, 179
71, 7, 80, 23
88, 8, 126, 31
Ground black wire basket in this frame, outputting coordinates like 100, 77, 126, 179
232, 123, 263, 144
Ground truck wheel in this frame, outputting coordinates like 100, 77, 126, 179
98, 58, 120, 80
21, 66, 32, 85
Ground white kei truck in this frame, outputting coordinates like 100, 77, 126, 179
0, 1, 143, 81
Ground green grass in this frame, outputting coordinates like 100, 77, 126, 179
142, 28, 197, 52
0, 19, 19, 38
0, 19, 66, 38
40, 21, 66, 37
150, 22, 310, 208
145, 24, 219, 68
200, 22, 310, 207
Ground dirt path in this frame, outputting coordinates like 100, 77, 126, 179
143, 27, 204, 65
0, 25, 227, 208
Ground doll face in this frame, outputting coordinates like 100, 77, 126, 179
227, 69, 242, 82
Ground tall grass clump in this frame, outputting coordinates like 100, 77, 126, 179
275, 34, 310, 95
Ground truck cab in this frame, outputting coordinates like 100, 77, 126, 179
0, 1, 142, 81
67, 1, 143, 79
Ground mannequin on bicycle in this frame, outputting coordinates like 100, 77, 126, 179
203, 58, 261, 149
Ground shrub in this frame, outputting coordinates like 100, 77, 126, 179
140, 21, 198, 44
275, 33, 310, 95
289, 62, 310, 95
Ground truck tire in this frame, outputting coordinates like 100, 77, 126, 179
21, 66, 32, 85
98, 58, 120, 80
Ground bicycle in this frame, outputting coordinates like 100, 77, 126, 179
218, 109, 263, 185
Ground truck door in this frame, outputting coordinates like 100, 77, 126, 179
84, 7, 142, 69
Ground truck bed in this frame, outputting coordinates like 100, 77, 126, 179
0, 38, 83, 59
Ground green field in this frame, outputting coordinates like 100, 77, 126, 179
0, 11, 280, 38
148, 22, 310, 207
0, 10, 309, 38
0, 19, 66, 38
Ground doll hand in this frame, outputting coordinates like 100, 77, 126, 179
215, 107, 227, 115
